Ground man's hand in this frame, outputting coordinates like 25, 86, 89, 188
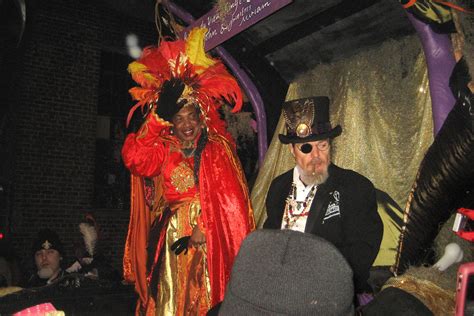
189, 225, 206, 247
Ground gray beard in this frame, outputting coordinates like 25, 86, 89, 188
296, 165, 329, 186
37, 267, 54, 279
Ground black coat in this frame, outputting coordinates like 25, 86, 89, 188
264, 164, 383, 292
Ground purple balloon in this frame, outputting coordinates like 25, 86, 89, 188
406, 12, 456, 135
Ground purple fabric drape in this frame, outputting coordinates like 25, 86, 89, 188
406, 12, 456, 135
166, 2, 268, 166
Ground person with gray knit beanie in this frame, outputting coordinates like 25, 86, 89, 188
218, 229, 354, 315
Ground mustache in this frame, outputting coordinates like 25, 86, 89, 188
310, 158, 323, 164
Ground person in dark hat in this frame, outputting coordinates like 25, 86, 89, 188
263, 97, 383, 299
27, 228, 66, 287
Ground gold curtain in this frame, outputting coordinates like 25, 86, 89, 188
251, 35, 434, 266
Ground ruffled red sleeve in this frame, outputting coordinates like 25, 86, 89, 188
122, 113, 167, 177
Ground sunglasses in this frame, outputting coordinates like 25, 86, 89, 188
296, 140, 330, 154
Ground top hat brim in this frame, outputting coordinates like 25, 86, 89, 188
278, 125, 342, 144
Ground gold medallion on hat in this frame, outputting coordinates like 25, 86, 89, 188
282, 99, 315, 138
296, 123, 310, 137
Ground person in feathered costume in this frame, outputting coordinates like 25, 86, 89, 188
121, 28, 255, 315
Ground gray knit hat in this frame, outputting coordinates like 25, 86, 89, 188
219, 229, 354, 315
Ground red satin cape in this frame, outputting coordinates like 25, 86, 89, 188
123, 132, 254, 313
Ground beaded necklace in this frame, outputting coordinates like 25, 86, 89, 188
182, 147, 196, 158
283, 182, 318, 230
180, 140, 197, 158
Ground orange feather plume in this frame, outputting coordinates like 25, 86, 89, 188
126, 27, 243, 137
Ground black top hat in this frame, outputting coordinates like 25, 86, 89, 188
32, 229, 64, 256
278, 96, 342, 144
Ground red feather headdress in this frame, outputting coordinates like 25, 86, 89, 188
126, 28, 242, 139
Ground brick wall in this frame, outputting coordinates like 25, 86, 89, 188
6, 0, 156, 274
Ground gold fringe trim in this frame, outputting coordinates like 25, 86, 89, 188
383, 274, 455, 316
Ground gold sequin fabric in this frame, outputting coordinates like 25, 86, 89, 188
170, 161, 195, 193
383, 274, 455, 315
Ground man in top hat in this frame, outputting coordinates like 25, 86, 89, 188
264, 96, 383, 296
27, 228, 66, 287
